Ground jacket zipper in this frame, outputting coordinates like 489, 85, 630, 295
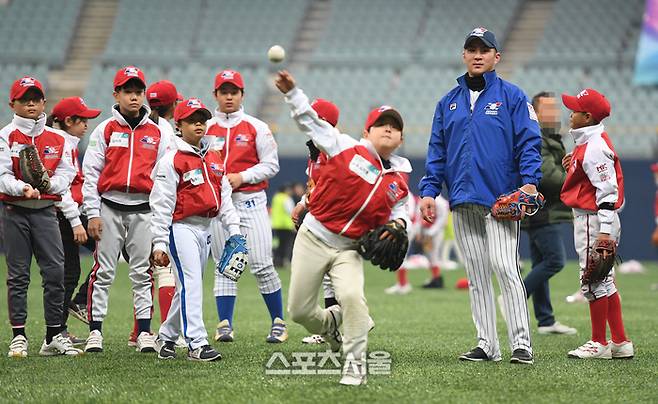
201, 158, 220, 214
126, 129, 135, 192
339, 174, 384, 236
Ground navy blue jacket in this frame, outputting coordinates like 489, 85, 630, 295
419, 70, 542, 208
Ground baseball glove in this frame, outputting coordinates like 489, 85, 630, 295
357, 220, 408, 271
19, 144, 50, 193
491, 189, 545, 221
216, 234, 248, 282
582, 239, 617, 284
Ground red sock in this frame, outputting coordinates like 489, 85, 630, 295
607, 292, 628, 343
397, 268, 408, 286
159, 286, 175, 322
131, 313, 138, 339
589, 296, 609, 345
431, 265, 441, 279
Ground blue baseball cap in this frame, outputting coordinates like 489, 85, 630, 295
464, 27, 499, 50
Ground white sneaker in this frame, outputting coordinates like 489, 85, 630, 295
85, 330, 103, 353
136, 331, 156, 353
610, 340, 634, 359
538, 321, 577, 335
340, 361, 367, 386
39, 333, 83, 356
322, 305, 343, 352
568, 340, 612, 359
8, 335, 28, 358
302, 334, 326, 344
384, 283, 412, 295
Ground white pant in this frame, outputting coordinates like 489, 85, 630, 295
574, 212, 620, 301
452, 204, 532, 359
159, 222, 211, 350
88, 203, 153, 321
211, 190, 281, 296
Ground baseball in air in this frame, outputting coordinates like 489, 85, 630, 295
268, 45, 286, 63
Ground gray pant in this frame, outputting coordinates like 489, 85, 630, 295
4, 204, 65, 327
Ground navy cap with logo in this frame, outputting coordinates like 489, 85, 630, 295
464, 27, 499, 50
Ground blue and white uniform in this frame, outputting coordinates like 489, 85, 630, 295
420, 70, 542, 360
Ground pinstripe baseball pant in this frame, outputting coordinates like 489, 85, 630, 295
211, 190, 282, 296
452, 204, 532, 359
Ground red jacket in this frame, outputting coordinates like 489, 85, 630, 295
205, 108, 279, 193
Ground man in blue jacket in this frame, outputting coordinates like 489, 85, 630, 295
419, 27, 542, 365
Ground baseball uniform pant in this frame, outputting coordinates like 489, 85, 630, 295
87, 202, 153, 322
212, 190, 281, 296
524, 223, 567, 327
4, 205, 65, 327
453, 204, 532, 359
574, 213, 620, 301
159, 222, 211, 350
288, 225, 368, 368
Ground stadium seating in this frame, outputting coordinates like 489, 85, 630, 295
0, 0, 82, 67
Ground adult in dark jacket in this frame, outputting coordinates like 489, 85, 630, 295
521, 92, 575, 334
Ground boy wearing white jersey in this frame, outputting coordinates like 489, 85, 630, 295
151, 98, 241, 362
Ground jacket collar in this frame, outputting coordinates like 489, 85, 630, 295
358, 138, 412, 173
111, 104, 152, 128
174, 136, 210, 157
12, 113, 47, 137
213, 106, 244, 128
457, 70, 498, 91
569, 123, 604, 145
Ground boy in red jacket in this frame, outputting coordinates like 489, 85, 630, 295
150, 98, 241, 361
82, 66, 172, 354
276, 71, 411, 385
560, 88, 633, 359
1, 77, 79, 357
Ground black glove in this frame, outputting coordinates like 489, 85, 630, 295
306, 140, 321, 161
357, 220, 408, 271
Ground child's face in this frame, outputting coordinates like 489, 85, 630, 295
569, 111, 594, 129
66, 117, 89, 138
362, 116, 403, 159
10, 90, 45, 120
177, 113, 208, 146
114, 84, 145, 116
214, 84, 243, 114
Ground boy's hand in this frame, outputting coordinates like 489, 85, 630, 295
562, 153, 572, 171
150, 250, 170, 267
87, 217, 103, 241
22, 184, 40, 199
291, 202, 305, 227
227, 173, 243, 189
72, 224, 88, 244
275, 70, 296, 94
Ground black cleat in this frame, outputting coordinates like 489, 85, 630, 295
459, 347, 500, 362
157, 340, 177, 360
188, 345, 222, 362
510, 349, 534, 365
422, 276, 444, 289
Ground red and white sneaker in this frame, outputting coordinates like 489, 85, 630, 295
568, 340, 612, 359
610, 340, 634, 359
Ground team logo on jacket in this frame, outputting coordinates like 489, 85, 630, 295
43, 145, 60, 159
449, 103, 457, 111
485, 102, 502, 115
386, 181, 404, 203
209, 162, 224, 177
140, 135, 158, 150
234, 133, 251, 146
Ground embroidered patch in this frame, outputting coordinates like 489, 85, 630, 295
485, 102, 502, 116
43, 145, 60, 159
109, 132, 130, 148
449, 103, 457, 111
348, 154, 380, 185
527, 103, 538, 122
10, 143, 27, 158
183, 168, 204, 186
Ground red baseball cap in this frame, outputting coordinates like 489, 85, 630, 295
364, 105, 404, 131
10, 76, 44, 101
561, 88, 611, 122
51, 97, 101, 121
214, 70, 244, 90
176, 92, 184, 102
113, 66, 146, 89
174, 98, 212, 121
311, 98, 340, 127
146, 80, 178, 107
651, 163, 658, 173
